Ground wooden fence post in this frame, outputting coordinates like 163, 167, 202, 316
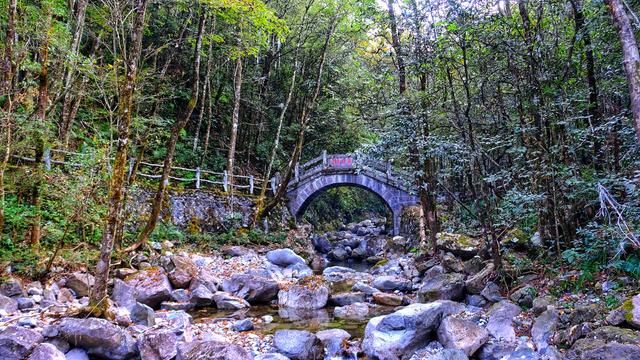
223, 170, 228, 192
196, 167, 201, 189
271, 176, 277, 195
322, 150, 327, 168
44, 148, 51, 171
249, 175, 254, 194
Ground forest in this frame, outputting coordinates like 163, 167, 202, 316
0, 0, 640, 359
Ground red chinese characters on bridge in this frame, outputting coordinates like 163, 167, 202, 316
329, 157, 353, 168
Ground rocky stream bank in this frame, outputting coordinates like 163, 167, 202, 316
0, 219, 640, 359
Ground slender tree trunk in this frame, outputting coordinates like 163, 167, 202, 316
227, 50, 243, 191
259, 13, 338, 219
59, 0, 88, 146
606, 0, 640, 143
132, 9, 206, 249
0, 0, 17, 234
89, 0, 149, 316
30, 6, 53, 246
1, 0, 16, 97
386, 0, 406, 95
202, 80, 224, 164
193, 20, 214, 151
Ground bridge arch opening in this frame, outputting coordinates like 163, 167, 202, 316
298, 184, 394, 232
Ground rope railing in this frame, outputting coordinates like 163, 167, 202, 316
10, 147, 264, 195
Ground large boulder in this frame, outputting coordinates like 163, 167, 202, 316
0, 277, 24, 298
0, 326, 43, 360
213, 291, 250, 310
274, 330, 321, 360
222, 274, 279, 303
177, 340, 251, 360
436, 233, 483, 260
485, 301, 521, 342
372, 276, 411, 292
567, 326, 640, 360
0, 294, 18, 314
329, 292, 365, 306
278, 276, 329, 309
437, 316, 489, 356
362, 301, 465, 360
189, 268, 221, 293
613, 293, 640, 329
121, 268, 173, 308
334, 302, 370, 320
531, 308, 559, 351
27, 343, 65, 360
509, 285, 536, 308
418, 273, 466, 302
316, 329, 350, 359
65, 272, 95, 298
266, 249, 306, 267
56, 317, 136, 360
464, 264, 494, 294
138, 330, 178, 360
167, 256, 198, 289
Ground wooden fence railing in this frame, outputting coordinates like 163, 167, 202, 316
11, 148, 266, 195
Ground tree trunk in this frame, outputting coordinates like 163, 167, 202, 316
59, 0, 88, 146
0, 0, 17, 234
89, 0, 149, 316
606, 0, 640, 143
0, 0, 16, 97
259, 13, 338, 219
193, 20, 214, 152
30, 5, 53, 246
132, 9, 206, 249
226, 50, 243, 191
386, 0, 406, 95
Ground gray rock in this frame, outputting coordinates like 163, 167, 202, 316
277, 277, 328, 309
233, 319, 254, 332
0, 294, 18, 313
171, 289, 190, 302
154, 311, 193, 340
177, 340, 251, 360
509, 285, 536, 308
442, 253, 465, 273
131, 302, 155, 326
222, 274, 279, 303
64, 348, 89, 360
329, 292, 365, 306
27, 343, 65, 360
167, 256, 198, 289
274, 330, 321, 360
44, 338, 69, 354
266, 249, 306, 267
334, 302, 369, 320
329, 247, 349, 261
363, 301, 465, 360
255, 353, 290, 360
17, 297, 35, 310
486, 301, 521, 342
532, 308, 558, 351
480, 282, 503, 303
418, 273, 465, 302
323, 266, 356, 276
423, 349, 469, 360
0, 326, 43, 360
477, 340, 517, 360
463, 256, 485, 275
436, 233, 483, 260
65, 272, 94, 298
0, 277, 24, 298
352, 282, 378, 295
122, 269, 173, 308
532, 295, 556, 316
372, 275, 411, 292
18, 317, 37, 328
160, 301, 196, 311
466, 295, 487, 308
111, 279, 136, 310
464, 264, 494, 294
189, 268, 221, 294
138, 330, 178, 360
316, 329, 350, 358
437, 316, 489, 356
56, 317, 136, 360
372, 292, 403, 306
566, 326, 640, 359
213, 291, 250, 310
189, 284, 215, 307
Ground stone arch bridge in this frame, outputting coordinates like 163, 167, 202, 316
271, 152, 420, 235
